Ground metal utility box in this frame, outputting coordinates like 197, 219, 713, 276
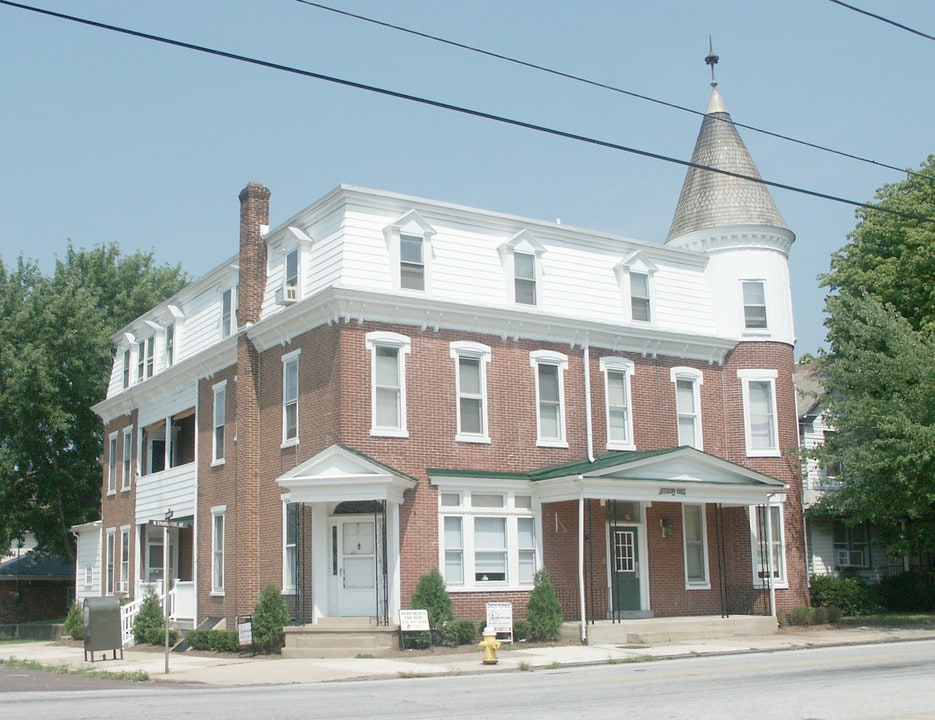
83, 597, 124, 661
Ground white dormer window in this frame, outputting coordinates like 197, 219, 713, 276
499, 230, 545, 306
742, 280, 768, 330
122, 346, 131, 389
615, 251, 658, 324
383, 210, 436, 293
221, 287, 235, 338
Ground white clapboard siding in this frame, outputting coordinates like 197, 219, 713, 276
135, 463, 196, 525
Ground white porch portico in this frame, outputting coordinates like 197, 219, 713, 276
276, 444, 417, 624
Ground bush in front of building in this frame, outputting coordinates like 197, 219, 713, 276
783, 604, 843, 626
439, 619, 477, 646
876, 572, 935, 612
64, 603, 84, 640
512, 618, 530, 641
132, 589, 179, 646
252, 584, 290, 653
411, 567, 454, 631
809, 573, 872, 616
526, 569, 563, 640
186, 629, 241, 653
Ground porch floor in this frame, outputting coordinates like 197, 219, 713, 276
282, 618, 399, 659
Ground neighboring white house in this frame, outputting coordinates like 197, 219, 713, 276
71, 521, 103, 606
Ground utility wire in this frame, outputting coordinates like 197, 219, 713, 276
3, 0, 934, 225
826, 0, 935, 42
295, 0, 929, 183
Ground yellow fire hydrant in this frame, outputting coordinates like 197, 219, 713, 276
479, 626, 501, 665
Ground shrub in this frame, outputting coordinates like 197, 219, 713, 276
440, 619, 477, 646
186, 629, 241, 653
513, 618, 530, 641
64, 603, 84, 640
825, 605, 843, 624
526, 569, 563, 640
876, 572, 935, 612
786, 605, 814, 626
132, 589, 175, 646
809, 574, 871, 616
411, 567, 454, 631
252, 584, 290, 653
811, 605, 829, 625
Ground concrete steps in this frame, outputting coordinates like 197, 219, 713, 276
581, 615, 778, 645
282, 618, 399, 659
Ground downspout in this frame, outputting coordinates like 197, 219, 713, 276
582, 338, 594, 463
766, 493, 777, 620
576, 477, 588, 643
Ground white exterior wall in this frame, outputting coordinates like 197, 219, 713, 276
73, 523, 102, 603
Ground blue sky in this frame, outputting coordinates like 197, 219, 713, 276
2, 1, 932, 359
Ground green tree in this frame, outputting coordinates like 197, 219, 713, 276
252, 584, 290, 653
525, 569, 563, 640
0, 244, 186, 559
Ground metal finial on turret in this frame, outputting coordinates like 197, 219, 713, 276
705, 36, 719, 88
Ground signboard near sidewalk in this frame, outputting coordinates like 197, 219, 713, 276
486, 602, 513, 642
398, 608, 431, 649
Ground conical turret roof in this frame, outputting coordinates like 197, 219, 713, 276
666, 86, 788, 244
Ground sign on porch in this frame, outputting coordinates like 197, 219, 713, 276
485, 602, 513, 642
398, 608, 430, 632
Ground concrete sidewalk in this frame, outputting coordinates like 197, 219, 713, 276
3, 625, 934, 686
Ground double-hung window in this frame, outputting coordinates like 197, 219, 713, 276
436, 489, 538, 590
601, 357, 635, 450
282, 350, 300, 446
742, 280, 768, 330
212, 381, 227, 463
450, 342, 491, 443
283, 502, 297, 593
751, 502, 787, 588
400, 234, 425, 290
121, 426, 133, 490
833, 522, 869, 568
136, 339, 147, 382
738, 369, 780, 456
285, 247, 299, 290
682, 504, 709, 588
530, 351, 568, 447
670, 367, 703, 449
122, 348, 131, 388
514, 251, 537, 305
107, 433, 118, 494
630, 271, 651, 322
165, 323, 175, 367
221, 288, 235, 338
211, 506, 226, 594
119, 526, 130, 594
366, 332, 411, 437
105, 529, 116, 595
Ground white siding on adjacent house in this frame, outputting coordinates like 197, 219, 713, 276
135, 464, 196, 525
73, 523, 102, 604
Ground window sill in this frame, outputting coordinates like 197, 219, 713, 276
606, 441, 636, 452
753, 581, 788, 591
686, 582, 711, 591
447, 584, 534, 594
210, 590, 225, 597
120, 487, 132, 493
536, 439, 568, 449
370, 428, 410, 439
455, 434, 491, 444
280, 438, 299, 450
107, 490, 117, 497
211, 458, 225, 467
742, 328, 771, 336
745, 448, 781, 458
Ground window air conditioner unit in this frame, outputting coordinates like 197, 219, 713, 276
276, 285, 298, 305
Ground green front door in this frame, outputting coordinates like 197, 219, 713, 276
610, 525, 641, 612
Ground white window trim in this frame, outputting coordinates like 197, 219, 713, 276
121, 426, 134, 491
211, 505, 226, 595
750, 500, 788, 589
741, 279, 769, 334
682, 504, 710, 590
498, 230, 545, 307
107, 432, 118, 495
281, 349, 301, 448
530, 350, 568, 448
366, 331, 411, 437
600, 357, 636, 451
670, 366, 704, 450
220, 286, 237, 339
450, 341, 492, 444
212, 380, 227, 465
283, 500, 297, 595
614, 252, 658, 324
383, 210, 436, 293
738, 369, 780, 457
434, 485, 540, 592
105, 528, 116, 596
119, 525, 131, 595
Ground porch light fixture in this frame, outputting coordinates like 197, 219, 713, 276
660, 518, 673, 538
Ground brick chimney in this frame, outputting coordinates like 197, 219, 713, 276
237, 181, 270, 326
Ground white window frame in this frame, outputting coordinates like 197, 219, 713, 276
212, 380, 227, 464
136, 338, 147, 382
221, 287, 236, 338
164, 322, 176, 368
107, 432, 118, 495
282, 350, 300, 447
284, 247, 299, 290
742, 279, 768, 332
105, 528, 116, 596
498, 231, 545, 307
513, 250, 538, 306
600, 357, 635, 451
122, 346, 131, 389
450, 341, 492, 443
530, 350, 568, 448
383, 210, 435, 293
435, 486, 539, 591
670, 367, 704, 450
738, 369, 780, 457
211, 506, 226, 595
629, 271, 652, 322
283, 501, 297, 594
121, 426, 133, 491
750, 501, 787, 589
614, 252, 658, 324
682, 504, 710, 589
119, 525, 130, 594
366, 331, 411, 437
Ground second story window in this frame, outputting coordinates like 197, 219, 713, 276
742, 280, 768, 330
514, 251, 537, 305
212, 381, 226, 464
601, 357, 635, 451
450, 342, 491, 443
738, 369, 780, 456
366, 332, 411, 437
671, 367, 704, 450
282, 351, 300, 445
122, 426, 133, 490
530, 350, 568, 447
400, 234, 425, 290
108, 433, 118, 494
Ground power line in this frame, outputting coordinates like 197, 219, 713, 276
826, 0, 935, 42
2, 0, 934, 225
294, 0, 929, 183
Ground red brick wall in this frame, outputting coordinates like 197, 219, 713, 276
99, 411, 137, 596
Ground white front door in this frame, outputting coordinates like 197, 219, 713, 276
333, 518, 377, 617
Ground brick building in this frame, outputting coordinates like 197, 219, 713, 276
76, 77, 808, 638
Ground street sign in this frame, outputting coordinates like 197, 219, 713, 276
149, 519, 189, 529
